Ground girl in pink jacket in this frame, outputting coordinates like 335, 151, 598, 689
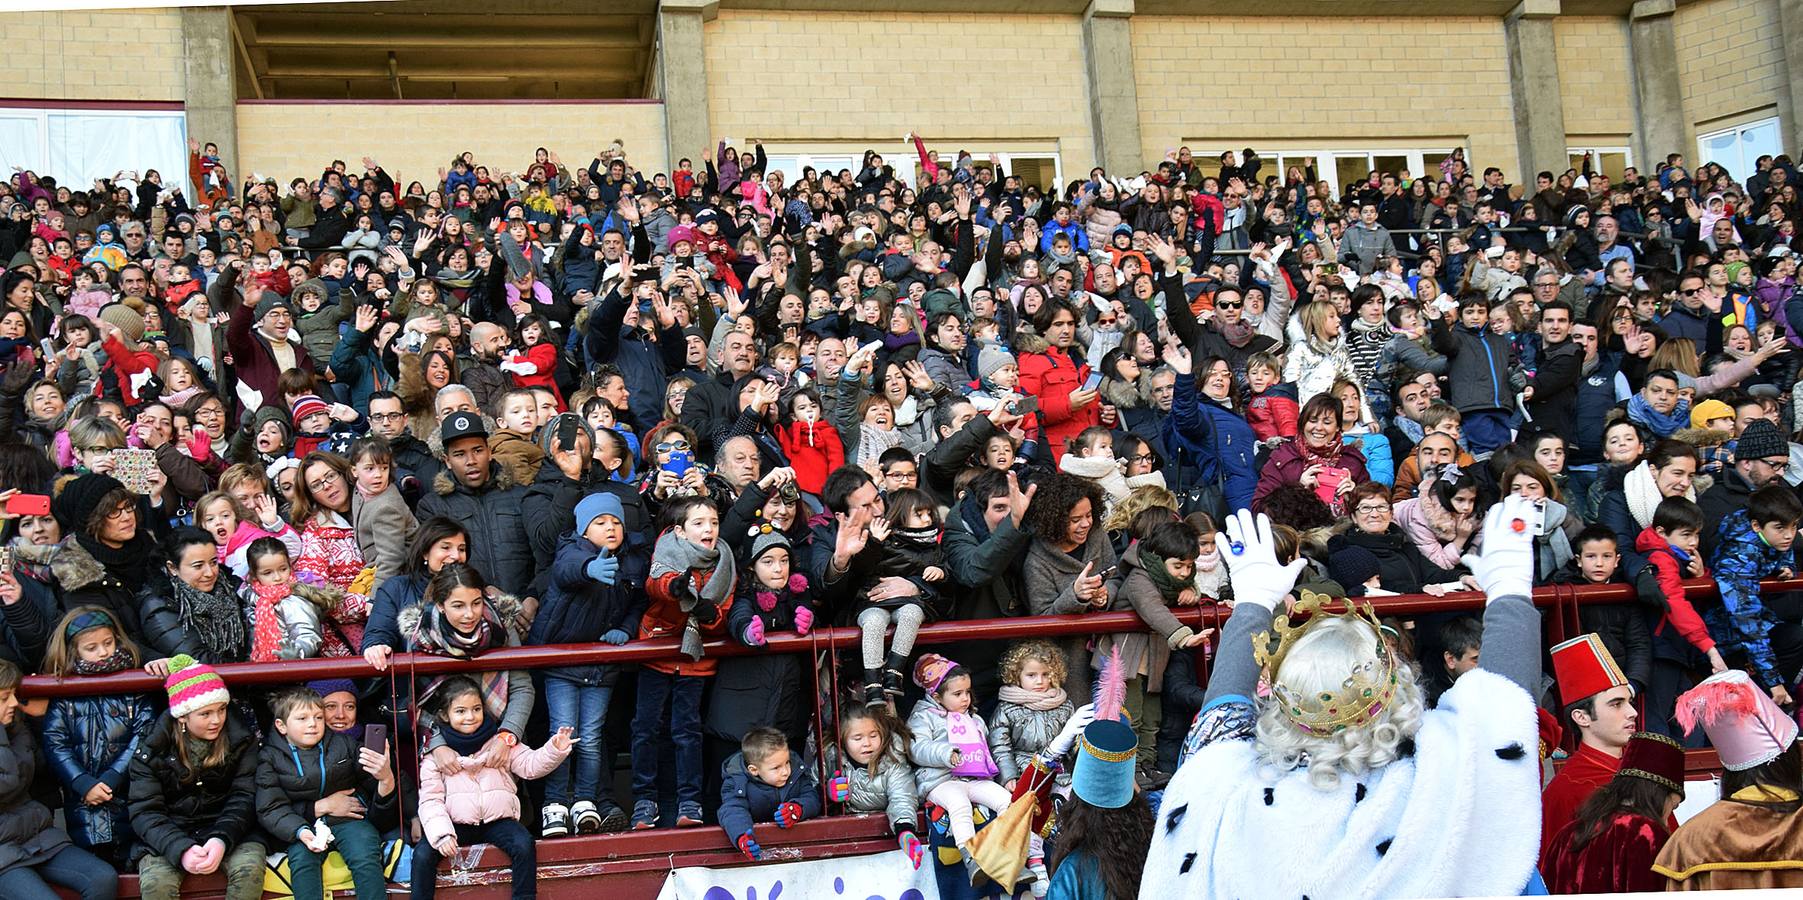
413, 675, 573, 900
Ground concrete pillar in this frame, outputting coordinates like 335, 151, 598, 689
1628, 0, 1689, 172
1081, 0, 1142, 177
1503, 0, 1567, 181
657, 0, 717, 175
180, 7, 238, 183
1778, 0, 1803, 153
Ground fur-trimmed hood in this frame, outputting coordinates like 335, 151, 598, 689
1672, 425, 1733, 448
429, 459, 521, 497
395, 589, 524, 643
15, 538, 106, 592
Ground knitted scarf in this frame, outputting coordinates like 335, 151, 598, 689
416, 603, 511, 720
1626, 393, 1692, 438
78, 530, 155, 588
438, 714, 500, 759
72, 646, 134, 675
650, 530, 736, 660
248, 580, 290, 662
1217, 318, 1258, 349
1623, 460, 1692, 528
171, 576, 248, 663
1140, 550, 1191, 601
998, 684, 1069, 711
1393, 414, 1426, 445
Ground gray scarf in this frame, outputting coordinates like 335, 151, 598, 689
650, 530, 736, 660
170, 576, 249, 663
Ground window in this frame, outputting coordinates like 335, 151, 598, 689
0, 107, 187, 195
1698, 117, 1783, 182
1566, 146, 1633, 182
1196, 146, 1461, 197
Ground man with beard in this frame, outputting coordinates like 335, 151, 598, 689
463, 321, 511, 414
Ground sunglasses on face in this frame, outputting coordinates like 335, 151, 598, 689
656, 439, 691, 454
1215, 301, 1242, 310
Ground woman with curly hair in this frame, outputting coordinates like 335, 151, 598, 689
1022, 473, 1113, 690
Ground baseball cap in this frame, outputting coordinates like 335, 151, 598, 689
440, 411, 487, 445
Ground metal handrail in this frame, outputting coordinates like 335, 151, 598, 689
27, 575, 1794, 698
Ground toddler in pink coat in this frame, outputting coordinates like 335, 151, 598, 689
413, 675, 573, 900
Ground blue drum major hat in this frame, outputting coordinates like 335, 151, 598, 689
1073, 718, 1138, 808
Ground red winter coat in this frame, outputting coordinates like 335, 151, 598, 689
1635, 526, 1715, 654
1018, 346, 1097, 463
643, 548, 734, 676
1245, 383, 1299, 443
775, 418, 844, 497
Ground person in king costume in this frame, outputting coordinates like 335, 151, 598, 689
1142, 498, 1544, 897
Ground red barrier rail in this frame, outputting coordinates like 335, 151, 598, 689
26, 576, 1794, 697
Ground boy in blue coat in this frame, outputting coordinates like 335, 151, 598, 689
719, 727, 822, 860
525, 492, 647, 836
1706, 484, 1803, 709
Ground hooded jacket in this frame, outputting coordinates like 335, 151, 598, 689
526, 533, 647, 685
0, 720, 73, 877
417, 738, 568, 845
822, 745, 917, 832
417, 462, 534, 596
254, 730, 393, 843
1429, 316, 1513, 414
716, 751, 822, 842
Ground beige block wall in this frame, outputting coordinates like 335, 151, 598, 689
1130, 15, 1520, 177
1674, 0, 1785, 130
0, 9, 185, 101
1553, 17, 1634, 140
701, 10, 1097, 174
236, 102, 668, 188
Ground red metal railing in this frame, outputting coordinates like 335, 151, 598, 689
28, 576, 1777, 898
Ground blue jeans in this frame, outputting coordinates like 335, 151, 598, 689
543, 675, 613, 806
1463, 409, 1513, 455
411, 819, 534, 900
0, 845, 116, 900
630, 669, 704, 807
287, 818, 386, 900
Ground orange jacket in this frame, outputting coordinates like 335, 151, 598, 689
642, 560, 734, 676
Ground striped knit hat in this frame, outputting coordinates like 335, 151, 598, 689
165, 655, 230, 717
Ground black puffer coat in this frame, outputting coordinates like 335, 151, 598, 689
126, 712, 261, 865
416, 462, 533, 596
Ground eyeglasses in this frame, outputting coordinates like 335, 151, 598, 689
105, 503, 135, 521
1130, 453, 1157, 463
655, 439, 690, 454
307, 472, 344, 492
1355, 504, 1391, 515
1680, 288, 1703, 295
1215, 301, 1242, 310
369, 411, 405, 422
1095, 317, 1118, 325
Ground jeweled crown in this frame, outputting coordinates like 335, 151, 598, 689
1253, 589, 1399, 735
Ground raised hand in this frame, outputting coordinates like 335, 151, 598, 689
1213, 509, 1309, 612
1460, 493, 1536, 602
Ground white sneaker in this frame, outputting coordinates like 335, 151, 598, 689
541, 803, 571, 838
571, 800, 603, 834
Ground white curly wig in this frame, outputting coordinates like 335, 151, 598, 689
1254, 614, 1427, 790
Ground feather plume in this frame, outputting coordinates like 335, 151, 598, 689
1675, 672, 1762, 736
1093, 645, 1127, 723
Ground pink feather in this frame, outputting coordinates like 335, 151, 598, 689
1093, 645, 1127, 723
1675, 676, 1762, 736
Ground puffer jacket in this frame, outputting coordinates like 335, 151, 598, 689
1017, 345, 1096, 463
416, 462, 534, 596
126, 713, 261, 865
526, 534, 648, 686
988, 697, 1074, 785
905, 696, 996, 796
254, 730, 393, 843
0, 720, 73, 876
1167, 374, 1258, 514
717, 750, 822, 842
417, 738, 568, 846
291, 278, 347, 367
1429, 316, 1513, 414
41, 685, 157, 847
823, 745, 918, 831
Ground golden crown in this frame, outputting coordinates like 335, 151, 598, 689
1254, 589, 1399, 735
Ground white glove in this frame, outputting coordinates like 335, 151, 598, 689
498, 358, 536, 376
1214, 509, 1308, 612
1461, 494, 1535, 603
1044, 703, 1096, 758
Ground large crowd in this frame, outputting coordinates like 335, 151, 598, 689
0, 130, 1799, 900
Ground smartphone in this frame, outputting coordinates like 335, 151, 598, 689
1096, 565, 1120, 581
4, 493, 50, 518
363, 723, 388, 754
1082, 372, 1103, 391
1008, 396, 1040, 416
663, 449, 694, 477
0, 546, 11, 575
1320, 262, 1340, 274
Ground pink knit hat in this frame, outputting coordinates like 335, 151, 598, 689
1676, 670, 1798, 771
165, 654, 230, 718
